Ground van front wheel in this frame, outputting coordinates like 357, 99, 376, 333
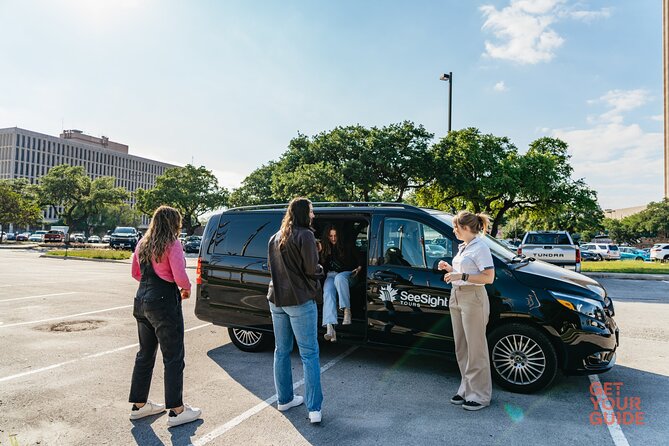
228, 327, 273, 352
488, 324, 558, 393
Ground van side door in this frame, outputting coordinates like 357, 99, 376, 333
366, 213, 456, 353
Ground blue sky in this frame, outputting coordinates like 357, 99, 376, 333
0, 0, 663, 209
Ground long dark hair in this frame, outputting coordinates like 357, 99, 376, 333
278, 197, 312, 249
320, 223, 343, 258
137, 205, 182, 264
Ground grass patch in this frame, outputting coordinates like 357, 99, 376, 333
581, 260, 669, 274
46, 249, 132, 260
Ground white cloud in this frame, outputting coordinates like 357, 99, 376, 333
550, 90, 663, 208
650, 114, 664, 122
480, 0, 611, 64
493, 81, 508, 92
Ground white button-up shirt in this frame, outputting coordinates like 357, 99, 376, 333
451, 236, 494, 287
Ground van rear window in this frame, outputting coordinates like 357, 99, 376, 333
525, 234, 571, 245
211, 213, 281, 257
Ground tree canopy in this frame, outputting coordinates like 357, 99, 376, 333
135, 164, 228, 235
38, 165, 129, 234
0, 179, 42, 239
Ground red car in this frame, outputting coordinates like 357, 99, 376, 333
43, 230, 65, 243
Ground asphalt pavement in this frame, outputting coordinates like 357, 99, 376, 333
0, 251, 666, 446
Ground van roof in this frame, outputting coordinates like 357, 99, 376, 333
221, 202, 448, 218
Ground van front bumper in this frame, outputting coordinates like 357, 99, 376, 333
558, 315, 619, 375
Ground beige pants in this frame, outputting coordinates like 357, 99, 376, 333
450, 285, 492, 405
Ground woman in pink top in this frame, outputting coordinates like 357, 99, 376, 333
128, 205, 201, 427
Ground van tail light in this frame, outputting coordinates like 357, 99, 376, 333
196, 257, 202, 285
576, 248, 581, 264
517, 247, 522, 256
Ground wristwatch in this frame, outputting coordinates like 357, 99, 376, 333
462, 273, 469, 282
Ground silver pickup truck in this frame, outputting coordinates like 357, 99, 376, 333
518, 231, 581, 272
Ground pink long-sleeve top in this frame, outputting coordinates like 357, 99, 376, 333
131, 239, 191, 291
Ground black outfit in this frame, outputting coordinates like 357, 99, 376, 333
320, 243, 359, 274
267, 226, 323, 307
128, 260, 185, 409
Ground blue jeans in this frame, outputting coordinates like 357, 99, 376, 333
322, 271, 352, 326
269, 300, 323, 412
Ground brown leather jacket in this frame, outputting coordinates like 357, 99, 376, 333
267, 226, 323, 307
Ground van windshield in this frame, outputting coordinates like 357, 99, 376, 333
429, 211, 516, 261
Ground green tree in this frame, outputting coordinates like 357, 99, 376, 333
135, 164, 228, 235
0, 180, 42, 241
415, 130, 600, 237
39, 165, 129, 234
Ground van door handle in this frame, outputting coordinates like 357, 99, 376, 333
261, 262, 269, 271
373, 271, 401, 282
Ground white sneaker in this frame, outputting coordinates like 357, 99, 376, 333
309, 411, 322, 424
278, 395, 304, 412
342, 308, 352, 325
167, 404, 202, 427
129, 400, 166, 420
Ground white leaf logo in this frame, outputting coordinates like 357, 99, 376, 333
379, 284, 398, 302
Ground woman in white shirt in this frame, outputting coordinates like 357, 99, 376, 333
438, 211, 495, 411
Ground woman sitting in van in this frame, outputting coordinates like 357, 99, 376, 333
319, 224, 362, 342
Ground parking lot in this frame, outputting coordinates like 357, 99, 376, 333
0, 249, 667, 446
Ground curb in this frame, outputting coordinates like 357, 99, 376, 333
40, 254, 131, 264
0, 244, 40, 249
583, 272, 669, 281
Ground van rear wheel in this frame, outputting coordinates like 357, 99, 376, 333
228, 327, 273, 352
488, 323, 557, 393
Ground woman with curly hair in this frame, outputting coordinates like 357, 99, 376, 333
128, 205, 201, 427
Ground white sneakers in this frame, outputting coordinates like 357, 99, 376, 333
309, 411, 322, 424
129, 400, 166, 420
277, 395, 304, 412
342, 308, 352, 325
167, 404, 202, 427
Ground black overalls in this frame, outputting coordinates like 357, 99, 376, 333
128, 260, 185, 409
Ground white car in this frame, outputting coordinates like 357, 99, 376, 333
88, 235, 101, 243
28, 230, 48, 242
650, 243, 669, 262
580, 243, 621, 261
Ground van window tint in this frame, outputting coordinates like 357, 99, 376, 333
525, 233, 570, 245
382, 218, 453, 268
212, 214, 281, 257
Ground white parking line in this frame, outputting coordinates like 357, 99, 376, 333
190, 346, 358, 446
0, 292, 79, 303
0, 323, 212, 383
588, 375, 630, 446
0, 304, 133, 328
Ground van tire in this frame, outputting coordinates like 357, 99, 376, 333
488, 323, 558, 394
228, 327, 273, 352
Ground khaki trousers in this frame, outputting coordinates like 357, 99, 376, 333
450, 285, 492, 405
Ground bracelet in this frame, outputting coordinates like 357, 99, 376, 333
462, 273, 469, 282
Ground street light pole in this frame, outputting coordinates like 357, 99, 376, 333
440, 72, 453, 132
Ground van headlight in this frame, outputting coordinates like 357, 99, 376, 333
549, 291, 606, 322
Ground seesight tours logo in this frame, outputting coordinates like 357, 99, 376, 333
378, 284, 448, 308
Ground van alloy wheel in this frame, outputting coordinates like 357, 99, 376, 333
492, 334, 546, 385
232, 328, 262, 347
228, 327, 272, 352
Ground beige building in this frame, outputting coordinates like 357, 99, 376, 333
603, 205, 648, 220
0, 127, 177, 226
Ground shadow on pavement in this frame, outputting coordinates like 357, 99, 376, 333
131, 413, 204, 446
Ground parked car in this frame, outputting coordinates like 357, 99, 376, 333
101, 234, 111, 243
16, 232, 31, 241
5, 232, 16, 241
70, 233, 86, 243
43, 230, 65, 243
183, 235, 202, 253
581, 249, 599, 261
88, 235, 101, 243
518, 231, 581, 272
179, 232, 188, 245
194, 202, 619, 394
580, 243, 621, 261
650, 243, 669, 262
618, 247, 649, 261
109, 227, 140, 250
28, 230, 48, 242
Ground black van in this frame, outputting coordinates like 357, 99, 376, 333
194, 203, 619, 393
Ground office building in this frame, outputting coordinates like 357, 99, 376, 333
0, 127, 177, 227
